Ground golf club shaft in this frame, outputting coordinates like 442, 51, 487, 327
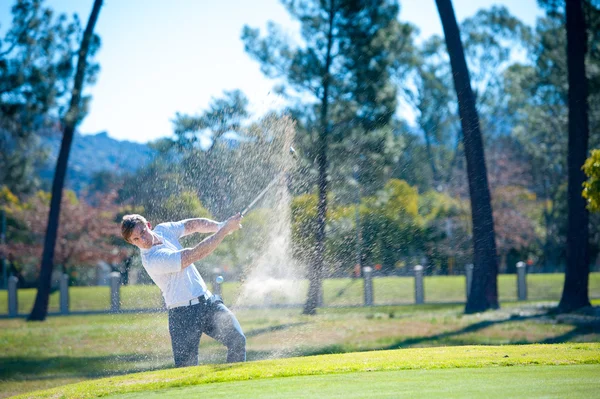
240, 172, 284, 216
240, 146, 297, 216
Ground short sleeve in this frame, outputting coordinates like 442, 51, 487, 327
144, 248, 182, 274
155, 221, 185, 239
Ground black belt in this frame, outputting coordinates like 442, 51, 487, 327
168, 291, 212, 309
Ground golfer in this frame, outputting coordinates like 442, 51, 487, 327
120, 213, 246, 367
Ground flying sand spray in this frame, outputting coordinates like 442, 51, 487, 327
240, 146, 298, 217
215, 146, 297, 289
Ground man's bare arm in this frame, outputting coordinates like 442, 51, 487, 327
182, 218, 220, 236
179, 214, 242, 269
179, 229, 227, 269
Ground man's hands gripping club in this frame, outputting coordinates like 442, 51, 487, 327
179, 213, 242, 270
219, 213, 243, 235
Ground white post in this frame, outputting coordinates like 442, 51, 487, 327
60, 273, 69, 315
516, 261, 527, 301
414, 265, 424, 304
212, 277, 222, 297
211, 268, 222, 297
8, 275, 18, 317
110, 271, 121, 312
465, 263, 474, 300
363, 266, 373, 306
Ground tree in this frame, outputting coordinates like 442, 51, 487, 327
407, 6, 533, 195
412, 36, 457, 187
0, 0, 94, 195
506, 2, 600, 271
419, 189, 472, 273
5, 190, 127, 276
492, 185, 542, 271
242, 0, 415, 314
583, 149, 600, 212
29, 0, 103, 321
359, 179, 422, 272
172, 90, 249, 154
435, 0, 499, 313
168, 90, 251, 218
559, 0, 591, 312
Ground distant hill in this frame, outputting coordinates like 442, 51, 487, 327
39, 131, 157, 192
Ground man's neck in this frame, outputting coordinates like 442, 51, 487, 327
151, 231, 163, 246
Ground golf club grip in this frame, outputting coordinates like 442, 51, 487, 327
241, 173, 283, 216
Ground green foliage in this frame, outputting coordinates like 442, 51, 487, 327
418, 190, 472, 272
118, 157, 189, 222
162, 191, 211, 222
171, 90, 249, 152
290, 193, 318, 263
378, 179, 419, 220
290, 180, 425, 274
0, 0, 101, 195
0, 185, 20, 211
405, 6, 534, 191
242, 0, 417, 196
583, 149, 600, 212
142, 96, 295, 220
504, 3, 600, 267
419, 190, 466, 223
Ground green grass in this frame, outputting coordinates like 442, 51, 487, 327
11, 343, 600, 399
2, 301, 599, 398
3, 273, 599, 313
110, 365, 600, 399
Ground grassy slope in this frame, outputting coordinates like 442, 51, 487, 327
110, 365, 600, 399
12, 343, 600, 399
2, 273, 600, 313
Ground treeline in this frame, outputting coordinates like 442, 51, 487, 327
1, 1, 599, 315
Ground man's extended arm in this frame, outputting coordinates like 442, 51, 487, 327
181, 218, 221, 236
179, 214, 242, 269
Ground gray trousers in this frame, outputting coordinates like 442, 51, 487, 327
167, 295, 246, 367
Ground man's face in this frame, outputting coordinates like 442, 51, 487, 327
128, 223, 154, 250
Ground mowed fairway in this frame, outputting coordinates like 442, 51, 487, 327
110, 366, 600, 399
2, 300, 600, 398
13, 344, 600, 399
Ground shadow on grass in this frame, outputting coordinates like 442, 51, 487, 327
0, 354, 170, 381
382, 307, 600, 350
540, 325, 600, 344
0, 349, 289, 382
299, 307, 600, 357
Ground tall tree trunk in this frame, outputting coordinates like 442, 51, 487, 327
28, 0, 103, 321
304, 1, 335, 315
423, 128, 440, 184
435, 0, 499, 313
559, 0, 590, 313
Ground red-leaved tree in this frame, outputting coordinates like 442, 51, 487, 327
5, 190, 127, 277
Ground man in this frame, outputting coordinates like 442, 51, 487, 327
120, 213, 245, 367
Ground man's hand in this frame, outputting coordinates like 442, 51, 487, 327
220, 213, 243, 235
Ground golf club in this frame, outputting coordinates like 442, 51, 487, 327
240, 146, 297, 216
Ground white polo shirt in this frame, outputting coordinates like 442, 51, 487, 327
140, 221, 209, 308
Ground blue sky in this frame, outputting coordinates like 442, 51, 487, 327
0, 0, 543, 144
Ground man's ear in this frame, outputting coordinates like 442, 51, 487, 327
147, 221, 152, 230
